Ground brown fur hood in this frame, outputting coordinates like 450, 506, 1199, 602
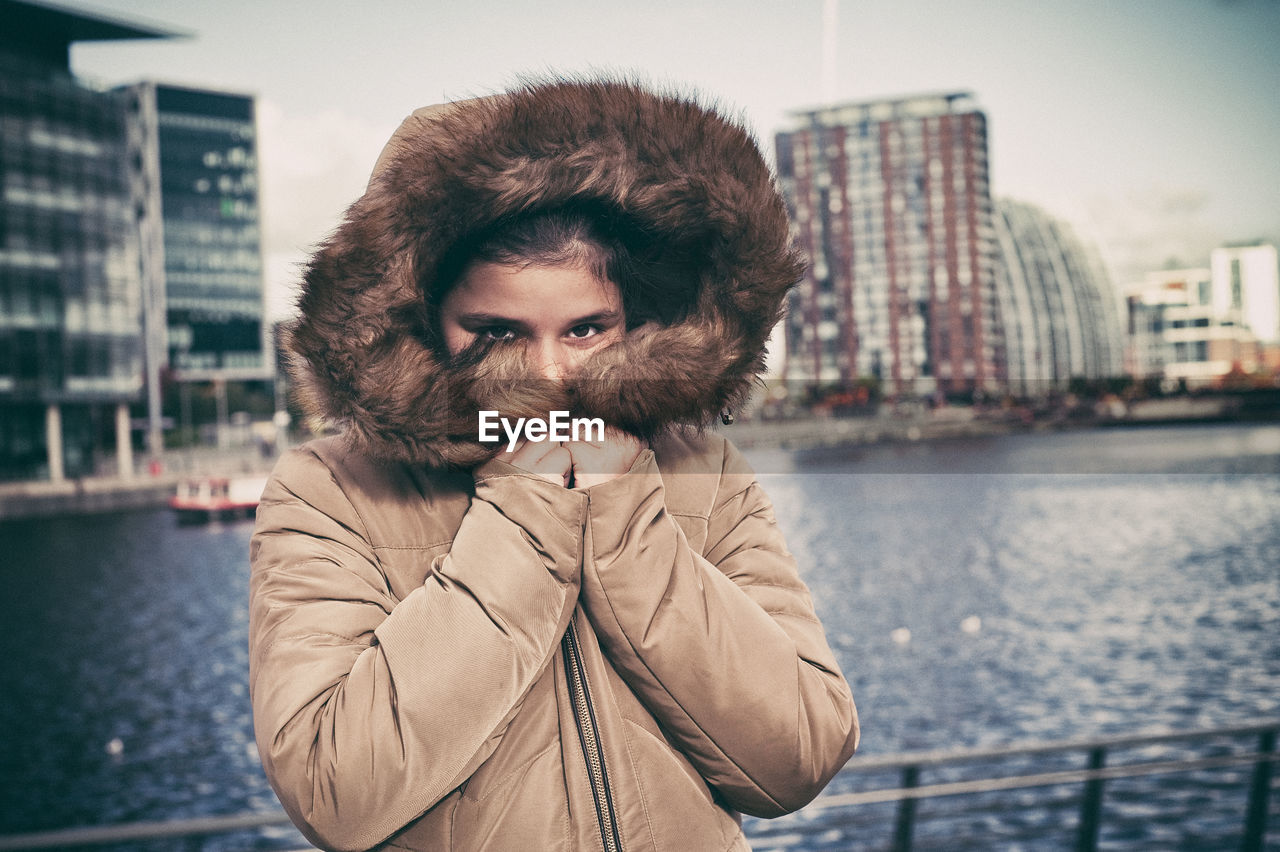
287, 78, 803, 467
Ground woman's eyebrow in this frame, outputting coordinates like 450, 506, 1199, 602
456, 312, 525, 327
455, 309, 623, 329
569, 310, 622, 325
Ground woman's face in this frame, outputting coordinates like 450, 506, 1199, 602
439, 261, 626, 379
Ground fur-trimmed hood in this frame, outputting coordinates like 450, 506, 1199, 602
287, 78, 802, 467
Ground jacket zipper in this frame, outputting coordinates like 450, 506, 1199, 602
562, 619, 623, 852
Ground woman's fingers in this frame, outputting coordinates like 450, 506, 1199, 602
501, 440, 574, 487
567, 429, 644, 489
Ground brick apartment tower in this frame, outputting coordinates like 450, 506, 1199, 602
776, 93, 1003, 400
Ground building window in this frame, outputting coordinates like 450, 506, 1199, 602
1231, 258, 1243, 309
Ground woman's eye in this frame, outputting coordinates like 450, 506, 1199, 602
567, 324, 601, 339
480, 327, 516, 341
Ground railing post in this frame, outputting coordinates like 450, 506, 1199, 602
1241, 729, 1275, 852
892, 764, 920, 852
1075, 746, 1106, 852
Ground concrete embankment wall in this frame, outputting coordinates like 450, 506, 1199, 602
0, 445, 277, 521
0, 476, 179, 521
720, 412, 1024, 451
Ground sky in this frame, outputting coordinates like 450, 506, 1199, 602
67, 0, 1280, 320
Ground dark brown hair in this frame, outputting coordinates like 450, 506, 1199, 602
430, 204, 696, 340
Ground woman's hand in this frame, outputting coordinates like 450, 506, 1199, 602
567, 429, 644, 490
500, 439, 574, 487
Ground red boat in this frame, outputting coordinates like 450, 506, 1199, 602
169, 475, 268, 522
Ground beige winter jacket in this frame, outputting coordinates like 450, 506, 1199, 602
249, 79, 859, 850
251, 430, 857, 851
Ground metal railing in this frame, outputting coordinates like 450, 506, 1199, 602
0, 812, 298, 851
1, 721, 1276, 850
747, 719, 1279, 851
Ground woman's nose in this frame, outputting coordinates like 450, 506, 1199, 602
531, 339, 566, 381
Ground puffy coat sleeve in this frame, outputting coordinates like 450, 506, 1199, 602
577, 435, 859, 817
249, 447, 586, 851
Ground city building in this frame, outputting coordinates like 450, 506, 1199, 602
993, 199, 1124, 395
1210, 242, 1279, 345
775, 92, 1002, 400
124, 82, 272, 453
1124, 266, 1262, 387
0, 0, 174, 481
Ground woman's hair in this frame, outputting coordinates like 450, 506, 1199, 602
429, 204, 695, 344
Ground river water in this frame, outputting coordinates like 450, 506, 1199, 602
1, 422, 1278, 850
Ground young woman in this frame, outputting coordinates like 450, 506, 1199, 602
249, 79, 859, 852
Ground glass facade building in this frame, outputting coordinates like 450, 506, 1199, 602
0, 1, 169, 480
129, 83, 269, 381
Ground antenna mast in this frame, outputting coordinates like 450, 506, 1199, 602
822, 0, 838, 104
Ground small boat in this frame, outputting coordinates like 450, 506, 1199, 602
169, 475, 268, 523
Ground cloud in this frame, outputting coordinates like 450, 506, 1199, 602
256, 99, 396, 319
263, 250, 306, 323
1079, 185, 1226, 286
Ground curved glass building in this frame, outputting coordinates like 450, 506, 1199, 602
993, 199, 1124, 395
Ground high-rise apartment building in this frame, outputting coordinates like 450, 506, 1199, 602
993, 199, 1124, 394
775, 92, 1001, 400
125, 82, 271, 452
0, 0, 171, 480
